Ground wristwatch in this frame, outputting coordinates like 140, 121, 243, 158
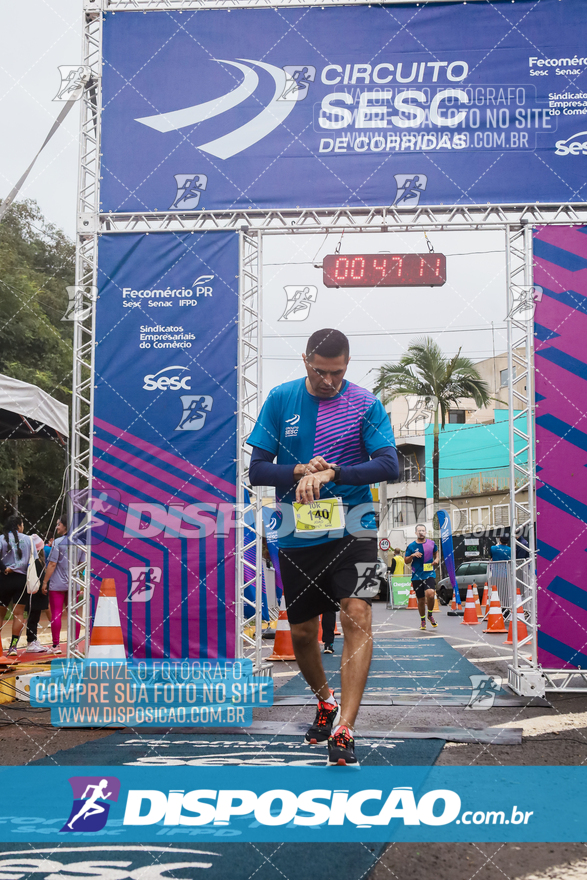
331, 466, 342, 484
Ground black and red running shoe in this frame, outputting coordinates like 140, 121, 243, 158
305, 692, 340, 744
327, 725, 359, 766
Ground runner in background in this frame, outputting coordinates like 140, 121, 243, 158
405, 524, 439, 630
248, 328, 398, 766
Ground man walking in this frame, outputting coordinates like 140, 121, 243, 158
405, 524, 439, 630
248, 329, 398, 765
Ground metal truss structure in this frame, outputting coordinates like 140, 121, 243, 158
505, 223, 540, 697
68, 4, 102, 658
72, 1, 587, 687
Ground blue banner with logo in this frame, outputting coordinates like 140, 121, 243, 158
92, 232, 238, 658
262, 505, 284, 605
0, 767, 585, 842
100, 1, 587, 211
437, 509, 459, 604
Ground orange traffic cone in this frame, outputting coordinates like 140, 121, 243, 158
407, 584, 418, 609
88, 578, 126, 658
504, 588, 528, 645
334, 618, 341, 636
461, 584, 479, 625
474, 585, 483, 618
481, 583, 489, 615
268, 599, 296, 661
318, 616, 323, 643
484, 586, 508, 633
433, 593, 440, 612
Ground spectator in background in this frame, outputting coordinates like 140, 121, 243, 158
0, 514, 37, 656
42, 515, 82, 654
490, 536, 511, 561
322, 610, 336, 654
516, 528, 530, 560
25, 535, 50, 653
390, 549, 405, 575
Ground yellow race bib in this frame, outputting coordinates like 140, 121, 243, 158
293, 497, 345, 533
423, 563, 434, 572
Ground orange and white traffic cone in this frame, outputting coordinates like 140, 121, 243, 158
88, 578, 126, 658
484, 586, 508, 634
461, 584, 479, 625
268, 598, 296, 661
481, 583, 489, 616
504, 588, 528, 645
334, 618, 341, 636
433, 593, 440, 612
407, 584, 418, 610
474, 585, 483, 618
447, 587, 464, 616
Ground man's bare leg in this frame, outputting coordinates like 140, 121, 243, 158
338, 597, 372, 730
290, 616, 331, 701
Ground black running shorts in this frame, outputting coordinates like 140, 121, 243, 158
412, 577, 436, 599
278, 535, 379, 625
0, 572, 27, 608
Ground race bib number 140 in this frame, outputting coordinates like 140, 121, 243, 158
293, 497, 345, 533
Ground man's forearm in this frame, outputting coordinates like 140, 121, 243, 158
338, 448, 399, 486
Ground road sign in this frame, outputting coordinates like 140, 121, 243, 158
379, 538, 391, 552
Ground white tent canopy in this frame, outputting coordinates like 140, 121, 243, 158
0, 372, 69, 441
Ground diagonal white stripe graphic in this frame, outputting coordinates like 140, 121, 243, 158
135, 59, 259, 133
198, 59, 297, 159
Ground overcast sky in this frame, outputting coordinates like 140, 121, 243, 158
0, 0, 81, 236
262, 229, 507, 395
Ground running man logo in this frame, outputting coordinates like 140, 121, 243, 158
60, 776, 120, 833
279, 66, 316, 101
279, 286, 318, 322
393, 174, 428, 207
62, 286, 97, 322
467, 674, 503, 710
353, 560, 387, 598
126, 566, 162, 603
54, 65, 91, 101
175, 395, 214, 431
170, 174, 208, 210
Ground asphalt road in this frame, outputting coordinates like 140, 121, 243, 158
1, 601, 586, 879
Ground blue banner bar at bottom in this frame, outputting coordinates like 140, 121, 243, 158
0, 767, 583, 842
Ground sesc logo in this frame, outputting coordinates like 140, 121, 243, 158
0, 847, 221, 878
136, 59, 305, 159
554, 131, 587, 155
143, 366, 191, 392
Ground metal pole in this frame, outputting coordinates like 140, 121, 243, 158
254, 230, 264, 671
505, 226, 518, 670
523, 222, 538, 668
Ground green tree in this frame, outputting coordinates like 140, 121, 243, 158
373, 337, 490, 538
0, 199, 74, 535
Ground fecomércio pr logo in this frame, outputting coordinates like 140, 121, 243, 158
60, 776, 120, 833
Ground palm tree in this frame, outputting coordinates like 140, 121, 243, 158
374, 337, 490, 538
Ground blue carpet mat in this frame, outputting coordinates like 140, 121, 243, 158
277, 637, 507, 697
33, 730, 444, 766
0, 843, 384, 880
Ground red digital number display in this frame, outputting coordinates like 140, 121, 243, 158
323, 253, 446, 288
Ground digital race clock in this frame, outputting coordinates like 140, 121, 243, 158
323, 253, 447, 288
